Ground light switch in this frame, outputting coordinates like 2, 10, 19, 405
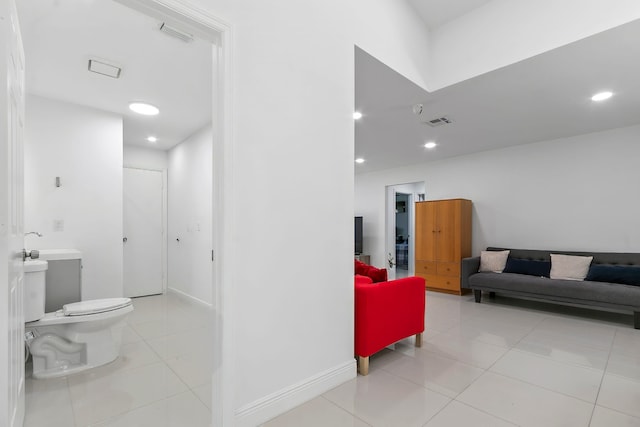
53, 219, 64, 232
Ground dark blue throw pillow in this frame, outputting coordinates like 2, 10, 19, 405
586, 264, 640, 286
503, 258, 551, 277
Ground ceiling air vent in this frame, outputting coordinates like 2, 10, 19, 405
424, 116, 453, 127
159, 22, 194, 43
88, 59, 121, 79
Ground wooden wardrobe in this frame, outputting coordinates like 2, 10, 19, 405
415, 199, 472, 295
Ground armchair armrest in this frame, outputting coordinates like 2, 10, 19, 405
461, 256, 480, 289
355, 276, 425, 358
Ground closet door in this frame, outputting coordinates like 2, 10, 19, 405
415, 201, 437, 261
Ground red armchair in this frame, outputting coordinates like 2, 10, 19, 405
354, 270, 426, 375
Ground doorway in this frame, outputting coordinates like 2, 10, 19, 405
385, 181, 425, 280
395, 192, 410, 278
8, 1, 233, 425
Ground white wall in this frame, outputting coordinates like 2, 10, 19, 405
24, 95, 123, 300
167, 126, 212, 305
356, 124, 640, 266
123, 145, 168, 171
353, 0, 431, 90
178, 1, 373, 423
429, 0, 640, 89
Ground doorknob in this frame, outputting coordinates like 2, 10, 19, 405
123, 237, 128, 243
22, 249, 40, 261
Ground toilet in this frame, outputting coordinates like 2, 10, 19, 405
24, 260, 134, 379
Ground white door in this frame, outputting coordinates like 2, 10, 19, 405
123, 168, 163, 297
0, 0, 25, 425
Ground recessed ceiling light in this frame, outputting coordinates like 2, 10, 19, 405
129, 102, 160, 116
424, 141, 437, 149
591, 91, 613, 101
353, 111, 363, 120
355, 158, 365, 164
147, 136, 158, 143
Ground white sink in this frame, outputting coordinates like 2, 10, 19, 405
36, 249, 82, 261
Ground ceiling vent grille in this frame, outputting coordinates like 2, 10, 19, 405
423, 116, 453, 127
159, 22, 194, 43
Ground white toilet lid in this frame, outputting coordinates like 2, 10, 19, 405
62, 298, 132, 316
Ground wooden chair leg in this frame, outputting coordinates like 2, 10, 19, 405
415, 332, 423, 348
357, 356, 369, 376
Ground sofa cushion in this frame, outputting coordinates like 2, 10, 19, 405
504, 258, 551, 277
479, 250, 510, 273
550, 254, 593, 281
468, 272, 640, 308
586, 265, 640, 286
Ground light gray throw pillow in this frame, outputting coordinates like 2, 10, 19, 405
550, 254, 593, 281
479, 250, 510, 273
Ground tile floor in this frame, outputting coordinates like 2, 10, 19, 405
24, 293, 213, 427
25, 291, 640, 427
264, 292, 640, 427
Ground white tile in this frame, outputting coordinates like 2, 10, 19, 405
490, 349, 603, 402
263, 396, 370, 427
531, 317, 616, 351
612, 329, 640, 357
590, 405, 640, 427
68, 361, 188, 426
323, 369, 450, 427
24, 377, 75, 427
113, 323, 143, 345
164, 351, 213, 388
597, 373, 640, 418
192, 383, 212, 410
514, 329, 610, 370
424, 401, 516, 427
419, 332, 509, 369
146, 327, 212, 360
113, 340, 162, 372
381, 350, 484, 398
606, 352, 640, 382
445, 316, 535, 348
457, 372, 593, 427
93, 391, 210, 427
130, 311, 202, 340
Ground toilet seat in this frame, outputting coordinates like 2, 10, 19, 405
26, 298, 133, 326
63, 297, 132, 316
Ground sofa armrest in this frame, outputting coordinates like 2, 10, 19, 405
461, 256, 480, 289
355, 276, 425, 357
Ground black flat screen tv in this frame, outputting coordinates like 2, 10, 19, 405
355, 216, 363, 255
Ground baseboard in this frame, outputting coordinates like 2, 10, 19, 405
166, 287, 213, 308
235, 359, 357, 427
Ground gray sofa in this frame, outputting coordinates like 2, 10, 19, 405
461, 247, 640, 329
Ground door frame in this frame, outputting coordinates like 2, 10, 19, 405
123, 166, 167, 296
113, 1, 234, 424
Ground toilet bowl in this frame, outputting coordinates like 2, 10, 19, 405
24, 260, 134, 379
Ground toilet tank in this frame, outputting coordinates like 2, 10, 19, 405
38, 249, 82, 312
24, 260, 48, 322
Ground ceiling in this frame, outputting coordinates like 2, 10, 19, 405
355, 18, 640, 174
17, 0, 212, 151
407, 0, 492, 29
